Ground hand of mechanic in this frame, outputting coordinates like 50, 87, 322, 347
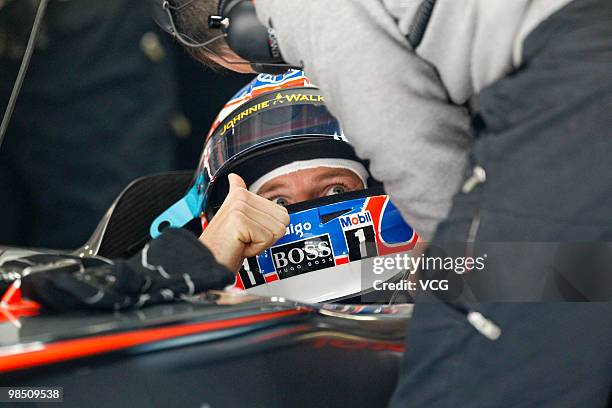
199, 173, 290, 272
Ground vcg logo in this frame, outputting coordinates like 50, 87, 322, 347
271, 235, 334, 278
340, 211, 373, 229
285, 222, 312, 238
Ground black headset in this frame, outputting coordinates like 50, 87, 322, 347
152, 0, 296, 74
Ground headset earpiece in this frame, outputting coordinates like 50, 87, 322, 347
152, 0, 295, 74
217, 0, 234, 16
220, 0, 281, 64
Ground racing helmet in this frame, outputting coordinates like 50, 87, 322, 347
152, 70, 418, 303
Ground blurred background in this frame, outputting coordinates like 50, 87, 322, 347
0, 0, 253, 249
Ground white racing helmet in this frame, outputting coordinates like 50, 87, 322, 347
152, 70, 418, 303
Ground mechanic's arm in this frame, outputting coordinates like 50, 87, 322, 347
254, 0, 472, 240
199, 173, 290, 272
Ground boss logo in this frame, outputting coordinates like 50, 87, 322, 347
285, 221, 312, 238
271, 235, 334, 278
339, 211, 373, 229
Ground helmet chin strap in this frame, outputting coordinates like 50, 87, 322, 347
150, 178, 205, 238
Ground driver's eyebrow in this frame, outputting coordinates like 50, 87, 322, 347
313, 169, 361, 184
256, 180, 290, 196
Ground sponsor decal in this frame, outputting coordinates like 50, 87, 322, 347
219, 91, 325, 136
271, 235, 334, 278
237, 257, 280, 289
364, 195, 418, 255
238, 257, 265, 289
343, 224, 378, 261
271, 92, 324, 106
285, 221, 312, 238
339, 211, 373, 229
255, 69, 305, 85
220, 100, 271, 136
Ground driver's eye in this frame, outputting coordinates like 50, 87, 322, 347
326, 185, 347, 196
274, 197, 289, 206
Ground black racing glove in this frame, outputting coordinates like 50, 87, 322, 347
10, 228, 233, 311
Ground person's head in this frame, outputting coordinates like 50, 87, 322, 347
152, 71, 417, 303
161, 0, 252, 72
192, 70, 384, 221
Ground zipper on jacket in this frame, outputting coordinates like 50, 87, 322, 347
450, 164, 501, 340
461, 165, 486, 194
463, 165, 486, 258
443, 300, 501, 341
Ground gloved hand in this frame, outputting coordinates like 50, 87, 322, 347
13, 228, 234, 311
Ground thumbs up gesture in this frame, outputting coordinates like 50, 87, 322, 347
199, 173, 290, 272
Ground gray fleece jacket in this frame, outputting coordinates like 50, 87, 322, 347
254, 0, 573, 240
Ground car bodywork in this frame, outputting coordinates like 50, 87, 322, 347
0, 173, 412, 407
0, 294, 410, 407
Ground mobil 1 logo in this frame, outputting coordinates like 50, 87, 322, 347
340, 211, 378, 261
271, 234, 334, 278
